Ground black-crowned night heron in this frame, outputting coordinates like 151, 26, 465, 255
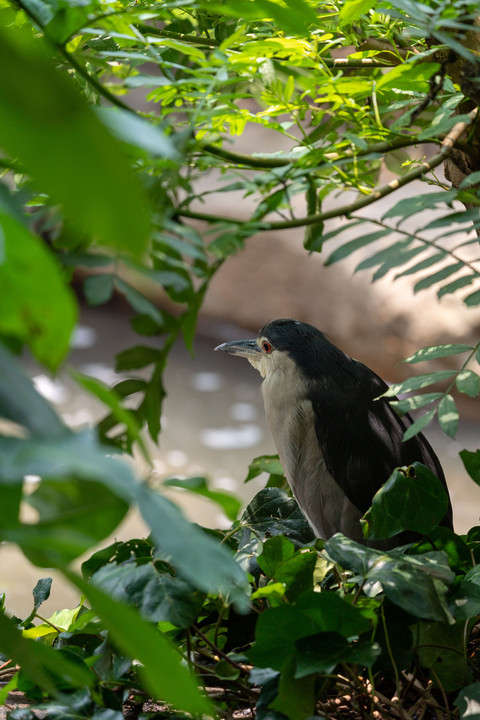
215, 318, 453, 544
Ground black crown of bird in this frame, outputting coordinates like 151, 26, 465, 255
215, 318, 453, 548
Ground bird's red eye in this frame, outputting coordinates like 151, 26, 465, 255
262, 341, 272, 353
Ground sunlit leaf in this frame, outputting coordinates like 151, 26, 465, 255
403, 343, 472, 364
456, 370, 480, 398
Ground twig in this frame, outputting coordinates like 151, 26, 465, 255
180, 109, 479, 230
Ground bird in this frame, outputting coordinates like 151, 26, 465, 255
215, 318, 453, 546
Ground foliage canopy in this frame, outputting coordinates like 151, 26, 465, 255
0, 0, 480, 717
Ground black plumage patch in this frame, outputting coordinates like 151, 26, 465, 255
259, 319, 453, 531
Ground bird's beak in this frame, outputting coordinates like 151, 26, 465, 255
214, 338, 261, 358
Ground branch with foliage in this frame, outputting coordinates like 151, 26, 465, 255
0, 0, 480, 718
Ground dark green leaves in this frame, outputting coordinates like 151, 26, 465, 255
65, 570, 213, 717
248, 591, 372, 670
238, 488, 315, 546
325, 534, 454, 622
362, 464, 450, 540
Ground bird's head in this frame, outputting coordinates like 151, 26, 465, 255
214, 318, 334, 380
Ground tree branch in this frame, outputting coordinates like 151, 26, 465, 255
180, 109, 478, 230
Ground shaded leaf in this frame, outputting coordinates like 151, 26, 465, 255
455, 682, 480, 720
362, 464, 450, 540
295, 632, 380, 677
403, 408, 437, 440
325, 534, 454, 622
460, 450, 480, 486
91, 562, 203, 627
239, 488, 315, 546
64, 570, 212, 716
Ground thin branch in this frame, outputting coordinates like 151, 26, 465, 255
202, 135, 439, 169
180, 109, 479, 230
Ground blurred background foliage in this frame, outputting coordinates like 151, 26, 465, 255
0, 0, 480, 717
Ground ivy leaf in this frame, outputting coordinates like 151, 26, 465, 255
362, 463, 450, 540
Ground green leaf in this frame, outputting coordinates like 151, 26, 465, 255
414, 262, 463, 293
0, 213, 77, 370
115, 345, 163, 371
403, 343, 473, 364
114, 278, 165, 325
0, 24, 150, 256
438, 394, 458, 438
376, 62, 440, 93
64, 569, 212, 716
382, 370, 457, 397
270, 656, 316, 720
325, 230, 388, 265
362, 464, 450, 540
460, 449, 480, 486
464, 289, 480, 307
455, 682, 480, 720
403, 408, 437, 441
163, 476, 241, 521
418, 113, 475, 141
239, 488, 315, 546
257, 536, 317, 601
248, 591, 371, 670
33, 578, 52, 610
438, 274, 479, 298
136, 483, 250, 612
338, 0, 376, 25
70, 370, 150, 462
6, 476, 130, 567
383, 192, 456, 221
295, 632, 380, 677
456, 370, 480, 398
0, 611, 94, 696
245, 454, 284, 482
389, 392, 443, 416
83, 274, 115, 306
91, 562, 203, 627
201, 0, 318, 36
0, 342, 67, 439
96, 107, 180, 160
395, 251, 446, 279
417, 620, 470, 692
325, 534, 454, 622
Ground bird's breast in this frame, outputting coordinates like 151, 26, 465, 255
261, 374, 362, 541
